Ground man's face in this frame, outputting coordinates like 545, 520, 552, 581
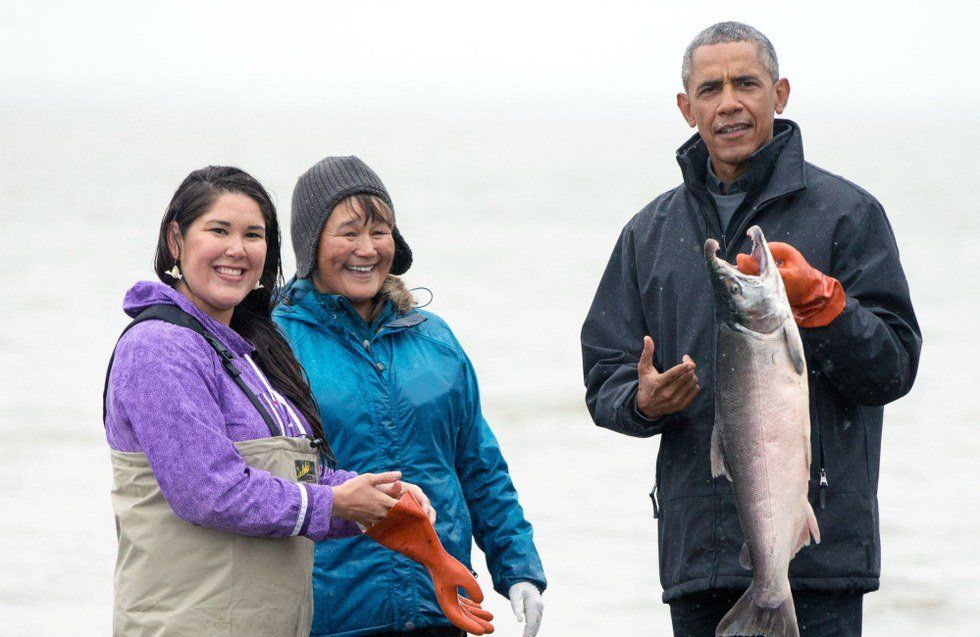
677, 40, 790, 182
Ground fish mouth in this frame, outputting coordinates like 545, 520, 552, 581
704, 226, 774, 282
705, 226, 786, 332
704, 237, 721, 262
746, 226, 774, 280
704, 238, 751, 284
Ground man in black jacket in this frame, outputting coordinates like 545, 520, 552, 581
581, 22, 921, 636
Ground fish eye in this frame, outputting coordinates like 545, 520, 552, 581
728, 282, 741, 295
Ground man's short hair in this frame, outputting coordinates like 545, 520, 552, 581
681, 21, 779, 90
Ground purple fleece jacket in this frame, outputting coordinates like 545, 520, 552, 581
105, 281, 360, 541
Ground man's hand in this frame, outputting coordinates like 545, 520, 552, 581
737, 241, 845, 328
636, 336, 700, 419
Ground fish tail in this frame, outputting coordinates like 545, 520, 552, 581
715, 582, 799, 637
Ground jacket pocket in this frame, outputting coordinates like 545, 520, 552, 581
651, 451, 662, 519
810, 373, 873, 517
800, 376, 879, 582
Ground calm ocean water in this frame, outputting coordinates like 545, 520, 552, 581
0, 99, 973, 635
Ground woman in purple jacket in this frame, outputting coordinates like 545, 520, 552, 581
103, 166, 432, 636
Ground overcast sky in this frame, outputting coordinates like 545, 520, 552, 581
1, 0, 973, 116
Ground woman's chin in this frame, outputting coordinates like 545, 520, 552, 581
342, 282, 383, 303
204, 290, 251, 312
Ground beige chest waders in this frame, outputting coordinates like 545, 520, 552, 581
105, 305, 328, 636
111, 438, 317, 636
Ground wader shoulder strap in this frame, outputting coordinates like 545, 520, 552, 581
102, 304, 280, 437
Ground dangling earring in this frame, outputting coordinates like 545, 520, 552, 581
253, 280, 264, 290
166, 264, 182, 280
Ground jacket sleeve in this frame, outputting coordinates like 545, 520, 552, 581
110, 324, 346, 542
452, 348, 547, 597
800, 196, 922, 406
581, 221, 669, 437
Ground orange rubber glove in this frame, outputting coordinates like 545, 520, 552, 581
366, 492, 495, 635
736, 241, 846, 328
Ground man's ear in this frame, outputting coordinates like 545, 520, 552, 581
774, 78, 790, 114
166, 221, 182, 261
676, 93, 696, 128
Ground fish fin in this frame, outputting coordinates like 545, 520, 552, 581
805, 500, 821, 545
739, 542, 752, 570
710, 426, 731, 481
783, 322, 806, 375
793, 500, 822, 557
793, 523, 811, 556
716, 582, 799, 637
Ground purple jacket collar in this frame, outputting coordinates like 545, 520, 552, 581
123, 281, 255, 357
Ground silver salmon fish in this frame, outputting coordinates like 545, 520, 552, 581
705, 226, 820, 637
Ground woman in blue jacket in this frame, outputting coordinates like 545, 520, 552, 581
274, 156, 546, 637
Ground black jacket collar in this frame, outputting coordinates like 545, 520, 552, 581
675, 118, 806, 207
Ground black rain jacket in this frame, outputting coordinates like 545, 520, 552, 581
581, 120, 921, 601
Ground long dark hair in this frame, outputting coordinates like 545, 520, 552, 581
154, 166, 335, 465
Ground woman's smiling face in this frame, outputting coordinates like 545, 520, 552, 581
311, 195, 395, 321
168, 191, 267, 324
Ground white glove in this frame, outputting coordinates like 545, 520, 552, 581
508, 581, 543, 637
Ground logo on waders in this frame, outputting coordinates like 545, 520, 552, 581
294, 460, 316, 483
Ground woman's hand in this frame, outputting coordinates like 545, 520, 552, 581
331, 472, 401, 528
509, 582, 543, 637
374, 479, 437, 526
400, 481, 436, 525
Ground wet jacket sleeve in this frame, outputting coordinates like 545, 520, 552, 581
581, 221, 668, 437
453, 349, 547, 597
111, 325, 349, 542
801, 197, 922, 405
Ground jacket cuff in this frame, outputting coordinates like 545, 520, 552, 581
800, 295, 858, 370
298, 483, 315, 537
632, 395, 659, 424
623, 386, 667, 436
794, 278, 846, 328
495, 563, 548, 598
502, 577, 547, 596
301, 483, 330, 541
329, 515, 362, 538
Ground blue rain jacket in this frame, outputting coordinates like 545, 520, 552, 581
274, 278, 545, 636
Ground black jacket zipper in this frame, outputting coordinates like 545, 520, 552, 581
812, 373, 829, 509
721, 194, 780, 261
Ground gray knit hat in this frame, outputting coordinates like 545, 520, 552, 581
291, 156, 412, 278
